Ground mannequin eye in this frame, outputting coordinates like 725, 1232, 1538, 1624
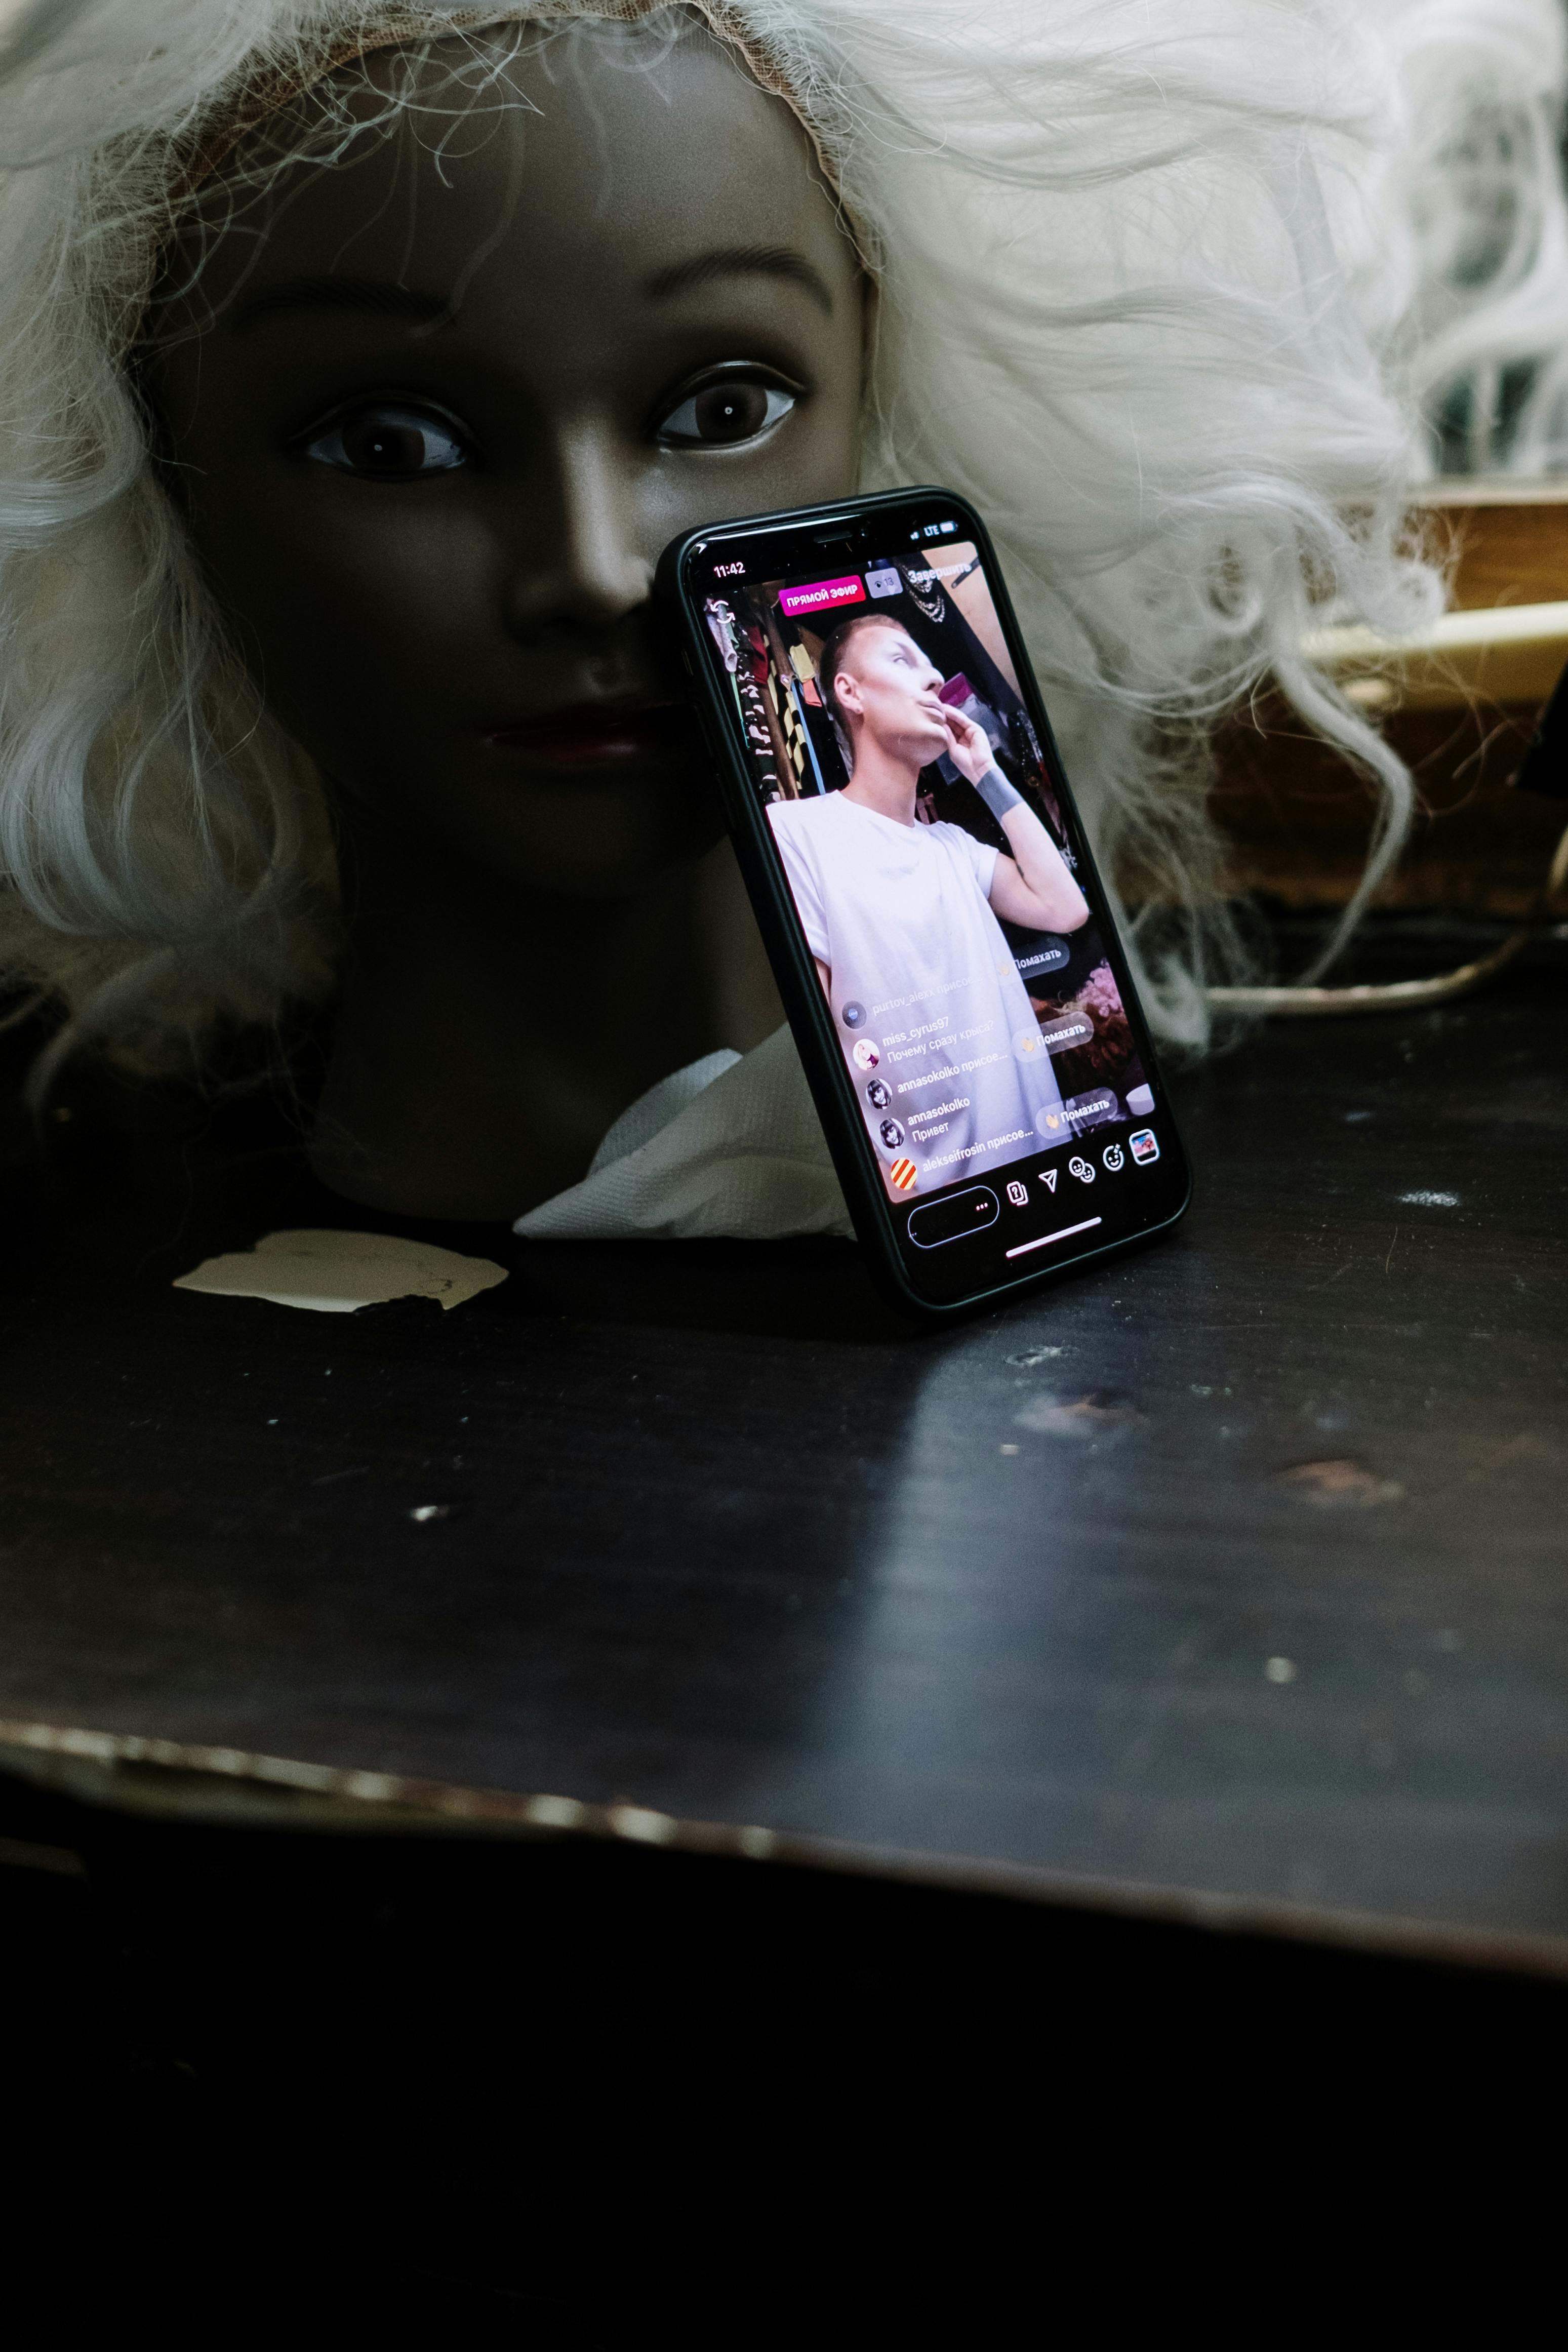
298, 402, 470, 480
657, 371, 798, 449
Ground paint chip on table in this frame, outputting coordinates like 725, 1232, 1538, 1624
1275, 1457, 1405, 1507
1016, 1390, 1140, 1436
174, 1229, 508, 1315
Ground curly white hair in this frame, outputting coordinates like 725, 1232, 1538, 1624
0, 0, 1446, 1079
1370, 0, 1568, 475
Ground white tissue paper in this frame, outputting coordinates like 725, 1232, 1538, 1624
513, 1022, 854, 1242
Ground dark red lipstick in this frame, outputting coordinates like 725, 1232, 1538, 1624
479, 698, 690, 768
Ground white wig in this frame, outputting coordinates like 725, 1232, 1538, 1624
0, 0, 1444, 1079
1371, 0, 1568, 475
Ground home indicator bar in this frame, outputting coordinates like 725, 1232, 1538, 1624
1004, 1217, 1102, 1260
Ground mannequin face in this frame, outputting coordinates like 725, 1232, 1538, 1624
834, 622, 948, 772
143, 27, 863, 902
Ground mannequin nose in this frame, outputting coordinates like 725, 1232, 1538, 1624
503, 422, 654, 636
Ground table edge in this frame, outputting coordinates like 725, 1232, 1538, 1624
3, 1711, 1562, 1984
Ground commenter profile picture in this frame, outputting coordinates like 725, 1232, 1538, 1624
852, 1039, 881, 1070
879, 1118, 906, 1149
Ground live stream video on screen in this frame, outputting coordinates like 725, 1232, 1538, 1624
702, 535, 1153, 1204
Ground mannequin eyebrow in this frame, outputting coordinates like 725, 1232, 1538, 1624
644, 246, 834, 315
231, 276, 453, 332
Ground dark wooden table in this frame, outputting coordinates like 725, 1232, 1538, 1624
2, 916, 1564, 1972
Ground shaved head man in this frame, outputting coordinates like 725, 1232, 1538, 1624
768, 612, 1089, 1197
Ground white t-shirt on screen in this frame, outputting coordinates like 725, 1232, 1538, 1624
766, 789, 1063, 1191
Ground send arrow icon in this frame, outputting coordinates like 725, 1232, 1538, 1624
1042, 1169, 1058, 1191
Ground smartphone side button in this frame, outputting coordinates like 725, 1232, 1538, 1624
906, 1187, 999, 1249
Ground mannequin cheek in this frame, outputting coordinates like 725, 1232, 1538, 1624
322, 749, 725, 901
746, 399, 862, 513
192, 518, 487, 734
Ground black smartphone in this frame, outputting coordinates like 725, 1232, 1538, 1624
656, 486, 1191, 1318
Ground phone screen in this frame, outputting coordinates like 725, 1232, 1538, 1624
681, 497, 1188, 1303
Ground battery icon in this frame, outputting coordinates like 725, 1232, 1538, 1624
939, 520, 957, 534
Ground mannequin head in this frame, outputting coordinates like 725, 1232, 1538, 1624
141, 22, 863, 907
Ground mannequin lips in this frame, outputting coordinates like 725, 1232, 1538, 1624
479, 698, 690, 769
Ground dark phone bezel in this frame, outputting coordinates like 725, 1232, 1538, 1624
656, 485, 1192, 1320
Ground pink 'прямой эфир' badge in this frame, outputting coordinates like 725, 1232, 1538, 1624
777, 576, 865, 618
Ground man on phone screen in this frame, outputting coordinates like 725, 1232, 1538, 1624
767, 613, 1090, 1192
